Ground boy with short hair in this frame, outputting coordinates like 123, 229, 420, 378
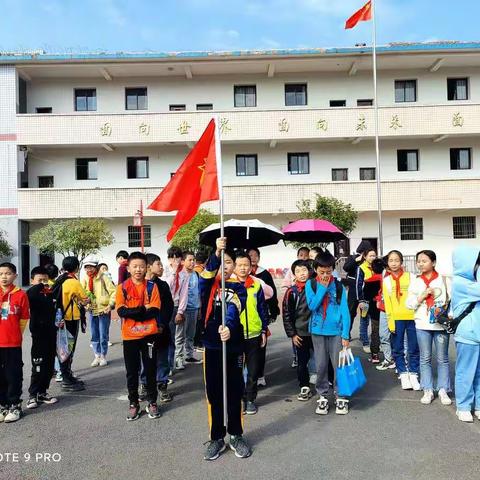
26, 267, 58, 410
306, 253, 351, 415
0, 262, 30, 423
116, 250, 130, 284
283, 259, 314, 401
116, 251, 162, 421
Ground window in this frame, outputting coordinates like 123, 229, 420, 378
196, 103, 213, 110
450, 148, 472, 170
447, 78, 468, 101
330, 100, 346, 107
169, 104, 186, 111
38, 176, 54, 188
360, 167, 376, 180
125, 87, 147, 110
288, 153, 310, 175
453, 216, 476, 239
234, 85, 256, 107
332, 168, 348, 181
357, 99, 373, 106
285, 83, 307, 106
397, 150, 419, 171
235, 154, 258, 176
127, 157, 149, 179
395, 80, 417, 102
74, 88, 97, 111
36, 107, 52, 113
128, 225, 152, 248
400, 218, 423, 240
76, 158, 97, 180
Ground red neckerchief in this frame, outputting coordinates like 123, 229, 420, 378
86, 270, 97, 293
244, 275, 255, 289
365, 273, 383, 283
389, 269, 404, 301
0, 284, 15, 302
174, 264, 184, 295
420, 270, 439, 308
205, 275, 221, 326
316, 276, 334, 320
295, 281, 306, 292
123, 278, 146, 304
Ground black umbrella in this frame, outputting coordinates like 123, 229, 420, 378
199, 219, 284, 249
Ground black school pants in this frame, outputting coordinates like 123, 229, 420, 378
29, 332, 56, 396
204, 348, 244, 441
244, 335, 264, 402
59, 320, 79, 379
0, 347, 23, 406
123, 334, 159, 404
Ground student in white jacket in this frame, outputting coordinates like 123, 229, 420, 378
406, 250, 452, 406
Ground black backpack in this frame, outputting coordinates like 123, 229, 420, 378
309, 278, 343, 305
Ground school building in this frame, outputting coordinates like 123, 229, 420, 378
1, 41, 480, 283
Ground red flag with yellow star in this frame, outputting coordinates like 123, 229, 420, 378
148, 119, 219, 241
345, 0, 372, 29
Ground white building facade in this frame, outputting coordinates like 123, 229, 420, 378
1, 41, 480, 283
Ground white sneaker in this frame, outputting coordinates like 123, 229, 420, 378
456, 410, 474, 423
400, 373, 412, 390
420, 389, 434, 405
257, 377, 267, 387
362, 345, 371, 354
438, 389, 452, 406
55, 372, 63, 382
91, 356, 100, 367
335, 398, 349, 415
409, 373, 421, 391
108, 341, 113, 346
474, 410, 480, 420
4, 405, 22, 423
175, 360, 185, 371
315, 396, 329, 415
297, 386, 313, 401
0, 406, 8, 422
291, 359, 298, 368
309, 374, 317, 385
99, 357, 108, 367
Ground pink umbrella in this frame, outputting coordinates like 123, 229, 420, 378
282, 219, 347, 243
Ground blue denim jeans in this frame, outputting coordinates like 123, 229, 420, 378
140, 345, 170, 385
455, 341, 480, 411
416, 329, 450, 391
379, 312, 393, 362
90, 313, 111, 356
391, 320, 419, 374
360, 315, 370, 346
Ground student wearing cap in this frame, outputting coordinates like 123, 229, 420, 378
81, 256, 116, 367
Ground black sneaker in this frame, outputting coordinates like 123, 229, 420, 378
229, 435, 252, 458
26, 397, 38, 409
62, 380, 85, 392
203, 439, 226, 461
158, 383, 173, 403
37, 393, 58, 405
244, 401, 257, 415
126, 403, 141, 421
139, 384, 147, 401
185, 357, 203, 365
146, 402, 161, 419
369, 354, 380, 364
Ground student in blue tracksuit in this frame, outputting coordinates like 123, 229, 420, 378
451, 245, 480, 423
306, 252, 351, 416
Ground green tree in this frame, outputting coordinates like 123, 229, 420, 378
171, 208, 218, 253
292, 195, 358, 247
30, 218, 114, 263
0, 229, 12, 258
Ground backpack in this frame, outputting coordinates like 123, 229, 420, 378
309, 278, 343, 305
51, 273, 74, 317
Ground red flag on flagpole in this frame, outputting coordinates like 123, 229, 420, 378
345, 0, 372, 29
148, 119, 219, 241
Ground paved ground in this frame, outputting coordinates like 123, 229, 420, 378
0, 319, 479, 480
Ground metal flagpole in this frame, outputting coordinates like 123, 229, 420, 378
371, 0, 384, 256
214, 115, 228, 427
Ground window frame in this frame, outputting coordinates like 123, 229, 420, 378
76, 158, 98, 180
331, 168, 349, 181
125, 87, 148, 111
397, 149, 419, 172
284, 83, 307, 106
357, 99, 373, 107
235, 154, 258, 177
38, 175, 54, 188
287, 152, 310, 175
359, 167, 376, 180
196, 103, 213, 111
127, 156, 149, 179
329, 100, 347, 107
234, 85, 257, 107
447, 77, 469, 101
35, 107, 52, 114
128, 225, 152, 248
453, 216, 476, 239
394, 79, 417, 103
400, 217, 424, 241
74, 88, 97, 112
169, 104, 186, 111
450, 148, 472, 170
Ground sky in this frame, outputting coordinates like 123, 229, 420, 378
0, 0, 479, 54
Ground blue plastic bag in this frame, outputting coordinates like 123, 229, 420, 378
336, 348, 367, 397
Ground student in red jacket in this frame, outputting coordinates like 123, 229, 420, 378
0, 262, 30, 423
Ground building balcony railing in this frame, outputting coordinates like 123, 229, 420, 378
17, 178, 480, 220
16, 103, 480, 146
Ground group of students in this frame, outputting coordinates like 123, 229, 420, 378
1, 237, 480, 460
